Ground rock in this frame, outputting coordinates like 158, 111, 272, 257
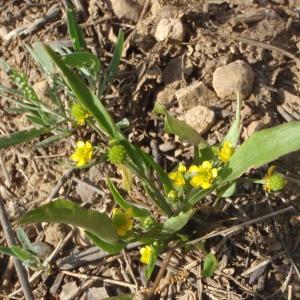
159, 141, 176, 152
156, 87, 176, 105
242, 115, 271, 139
76, 180, 95, 203
162, 57, 193, 85
212, 60, 254, 100
277, 89, 300, 121
60, 282, 78, 300
33, 80, 49, 99
175, 81, 216, 111
180, 105, 215, 135
155, 18, 186, 42
110, 0, 142, 22
84, 287, 109, 300
31, 241, 54, 260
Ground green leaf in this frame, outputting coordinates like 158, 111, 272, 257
34, 131, 72, 148
223, 91, 241, 146
202, 252, 218, 278
162, 209, 194, 234
107, 178, 150, 218
10, 245, 35, 261
26, 42, 54, 73
0, 246, 17, 257
106, 30, 124, 85
66, 7, 86, 52
222, 121, 300, 182
19, 199, 120, 245
145, 246, 158, 280
16, 228, 37, 255
44, 45, 120, 139
99, 29, 124, 95
153, 103, 208, 147
0, 127, 52, 149
183, 188, 212, 211
62, 52, 100, 76
217, 182, 236, 198
85, 231, 124, 254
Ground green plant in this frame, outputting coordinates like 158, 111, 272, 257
1, 7, 300, 286
0, 229, 45, 271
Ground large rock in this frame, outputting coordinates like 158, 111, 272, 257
212, 60, 254, 100
156, 86, 176, 105
175, 81, 216, 110
110, 0, 142, 22
180, 105, 215, 135
155, 18, 186, 42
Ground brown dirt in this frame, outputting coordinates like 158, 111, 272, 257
0, 0, 300, 299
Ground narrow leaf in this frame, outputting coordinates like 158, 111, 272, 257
16, 228, 37, 255
85, 231, 124, 254
107, 178, 150, 218
145, 246, 158, 280
0, 127, 51, 149
162, 209, 194, 234
106, 30, 124, 84
62, 52, 100, 76
153, 103, 208, 147
10, 246, 35, 261
19, 199, 120, 245
66, 7, 86, 52
0, 246, 17, 257
223, 91, 241, 146
222, 121, 300, 182
44, 45, 119, 139
202, 252, 218, 277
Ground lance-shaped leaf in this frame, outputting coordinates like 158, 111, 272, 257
66, 6, 86, 52
19, 199, 120, 245
162, 209, 194, 234
0, 127, 52, 149
62, 52, 100, 77
153, 103, 208, 147
43, 45, 120, 139
107, 178, 150, 218
202, 252, 218, 278
223, 91, 241, 146
222, 121, 300, 182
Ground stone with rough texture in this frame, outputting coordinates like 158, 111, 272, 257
156, 87, 176, 105
181, 105, 215, 135
162, 57, 193, 85
110, 0, 142, 22
212, 60, 254, 100
175, 81, 216, 110
155, 18, 186, 42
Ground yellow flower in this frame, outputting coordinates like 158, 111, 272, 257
70, 141, 93, 167
169, 163, 186, 187
112, 208, 134, 236
71, 103, 90, 126
218, 141, 234, 163
263, 166, 286, 193
140, 245, 152, 264
187, 161, 218, 189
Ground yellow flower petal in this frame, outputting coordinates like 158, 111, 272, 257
140, 245, 152, 264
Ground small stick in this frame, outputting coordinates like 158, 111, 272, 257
188, 206, 294, 245
61, 270, 137, 289
149, 245, 176, 296
0, 155, 11, 187
0, 197, 34, 300
122, 249, 139, 290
